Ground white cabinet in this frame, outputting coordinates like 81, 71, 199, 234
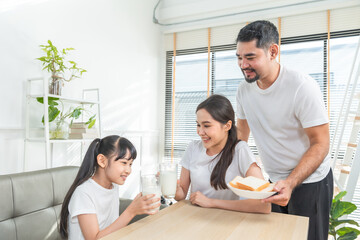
24, 78, 101, 170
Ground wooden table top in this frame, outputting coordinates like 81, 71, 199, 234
101, 200, 309, 240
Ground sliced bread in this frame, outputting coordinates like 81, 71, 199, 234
230, 176, 270, 191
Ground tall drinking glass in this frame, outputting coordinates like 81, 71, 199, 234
141, 174, 161, 213
159, 160, 178, 205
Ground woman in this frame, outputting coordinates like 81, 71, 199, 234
175, 94, 270, 213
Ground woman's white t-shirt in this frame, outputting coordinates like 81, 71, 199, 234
180, 140, 258, 200
68, 178, 119, 240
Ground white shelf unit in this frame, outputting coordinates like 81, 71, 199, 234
24, 77, 102, 170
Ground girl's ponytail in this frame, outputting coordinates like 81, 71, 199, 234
59, 138, 101, 239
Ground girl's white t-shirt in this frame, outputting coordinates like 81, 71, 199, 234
180, 140, 258, 200
68, 178, 119, 240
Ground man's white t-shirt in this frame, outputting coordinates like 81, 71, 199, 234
180, 140, 258, 200
68, 178, 119, 240
236, 64, 330, 183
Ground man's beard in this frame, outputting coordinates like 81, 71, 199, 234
241, 68, 260, 83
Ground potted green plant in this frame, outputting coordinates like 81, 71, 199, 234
37, 97, 96, 139
329, 191, 360, 240
36, 40, 86, 95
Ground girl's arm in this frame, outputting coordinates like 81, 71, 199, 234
174, 167, 191, 201
78, 193, 160, 240
190, 163, 271, 214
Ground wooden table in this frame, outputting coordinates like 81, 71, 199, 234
101, 200, 309, 240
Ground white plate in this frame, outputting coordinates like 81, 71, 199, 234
227, 183, 277, 199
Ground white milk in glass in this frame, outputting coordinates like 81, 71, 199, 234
160, 171, 177, 198
141, 174, 161, 213
142, 187, 161, 213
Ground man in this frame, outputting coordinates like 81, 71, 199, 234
235, 20, 333, 240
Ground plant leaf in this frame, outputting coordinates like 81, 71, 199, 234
48, 106, 60, 122
71, 108, 82, 119
333, 202, 357, 219
85, 115, 96, 124
334, 191, 347, 203
331, 219, 359, 228
337, 227, 360, 236
87, 119, 96, 129
36, 97, 44, 103
338, 231, 359, 240
36, 97, 59, 106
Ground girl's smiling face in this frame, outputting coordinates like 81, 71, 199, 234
196, 108, 231, 156
103, 149, 133, 186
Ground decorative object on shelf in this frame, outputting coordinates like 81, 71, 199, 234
36, 40, 87, 95
36, 97, 96, 139
329, 191, 360, 240
69, 122, 99, 139
49, 119, 69, 139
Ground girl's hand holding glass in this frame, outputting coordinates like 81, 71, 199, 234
127, 193, 161, 216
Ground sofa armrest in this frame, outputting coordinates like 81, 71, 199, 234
119, 198, 168, 224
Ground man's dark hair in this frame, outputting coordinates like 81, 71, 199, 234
236, 20, 279, 49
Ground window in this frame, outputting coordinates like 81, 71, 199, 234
165, 30, 360, 210
166, 31, 359, 160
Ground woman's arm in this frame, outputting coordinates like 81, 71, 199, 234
175, 167, 191, 201
190, 163, 271, 214
245, 162, 266, 179
190, 192, 271, 214
78, 193, 160, 240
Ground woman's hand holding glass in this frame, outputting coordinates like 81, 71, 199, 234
159, 161, 178, 205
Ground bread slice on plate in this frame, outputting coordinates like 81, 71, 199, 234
229, 176, 270, 192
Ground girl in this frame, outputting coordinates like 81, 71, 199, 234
60, 135, 160, 240
175, 95, 270, 213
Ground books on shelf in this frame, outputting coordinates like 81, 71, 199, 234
69, 122, 99, 139
70, 127, 98, 134
68, 132, 99, 139
70, 122, 88, 129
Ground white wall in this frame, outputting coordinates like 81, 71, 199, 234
0, 0, 164, 198
157, 0, 360, 33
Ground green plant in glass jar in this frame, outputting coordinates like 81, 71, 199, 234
36, 40, 86, 95
36, 97, 96, 139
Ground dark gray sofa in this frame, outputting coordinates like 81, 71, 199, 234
0, 166, 165, 240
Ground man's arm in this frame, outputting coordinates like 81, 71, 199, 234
263, 123, 330, 206
237, 118, 250, 142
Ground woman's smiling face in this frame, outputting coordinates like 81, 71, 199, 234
196, 108, 230, 155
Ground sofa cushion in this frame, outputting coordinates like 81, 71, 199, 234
53, 204, 62, 227
11, 170, 53, 217
0, 219, 16, 240
15, 207, 59, 240
51, 166, 79, 205
0, 175, 13, 221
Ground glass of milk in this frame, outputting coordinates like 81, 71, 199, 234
159, 160, 178, 205
141, 174, 161, 213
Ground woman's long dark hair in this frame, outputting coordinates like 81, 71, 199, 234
59, 135, 137, 239
196, 94, 240, 190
